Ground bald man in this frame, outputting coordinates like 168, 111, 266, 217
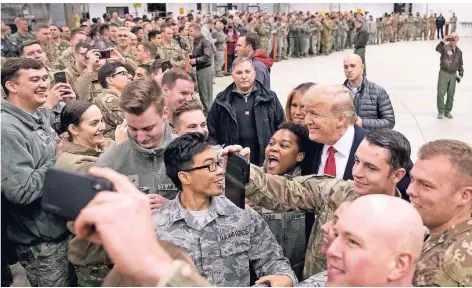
342, 54, 395, 130
435, 32, 463, 119
326, 194, 424, 286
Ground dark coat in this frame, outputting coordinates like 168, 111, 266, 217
207, 80, 285, 165
191, 35, 213, 70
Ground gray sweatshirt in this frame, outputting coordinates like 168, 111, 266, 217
96, 125, 179, 199
1, 99, 67, 245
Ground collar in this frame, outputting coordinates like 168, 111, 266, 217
168, 193, 240, 230
323, 125, 355, 158
421, 217, 472, 255
127, 124, 175, 157
61, 140, 104, 156
344, 76, 366, 96
1, 98, 44, 130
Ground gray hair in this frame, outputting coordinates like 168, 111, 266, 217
231, 56, 254, 71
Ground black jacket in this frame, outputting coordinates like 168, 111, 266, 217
354, 25, 369, 49
436, 16, 446, 27
1, 37, 19, 58
207, 80, 285, 165
191, 35, 213, 70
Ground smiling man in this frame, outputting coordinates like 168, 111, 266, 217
171, 99, 208, 137
153, 133, 297, 287
240, 118, 411, 280
161, 68, 195, 121
96, 79, 179, 207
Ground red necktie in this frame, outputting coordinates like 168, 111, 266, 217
324, 146, 337, 177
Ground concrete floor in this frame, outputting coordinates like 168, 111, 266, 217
8, 38, 472, 287
214, 38, 472, 161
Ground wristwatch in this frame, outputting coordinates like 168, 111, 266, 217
157, 260, 210, 287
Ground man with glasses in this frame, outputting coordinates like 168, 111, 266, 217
93, 61, 132, 140
153, 132, 297, 287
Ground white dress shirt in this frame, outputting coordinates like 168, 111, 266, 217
317, 125, 355, 180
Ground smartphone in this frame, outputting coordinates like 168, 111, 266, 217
53, 71, 68, 84
446, 37, 455, 42
99, 50, 111, 59
161, 60, 172, 72
41, 167, 114, 220
224, 152, 250, 209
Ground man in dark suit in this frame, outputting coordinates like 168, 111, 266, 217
300, 84, 411, 245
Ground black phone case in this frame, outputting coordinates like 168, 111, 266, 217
53, 72, 67, 84
161, 60, 172, 72
41, 167, 114, 220
224, 153, 250, 209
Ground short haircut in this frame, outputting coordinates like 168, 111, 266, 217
98, 61, 124, 89
1, 57, 44, 96
80, 18, 88, 25
137, 64, 152, 75
285, 82, 317, 121
98, 24, 110, 35
189, 23, 201, 31
418, 140, 472, 187
173, 99, 204, 127
74, 42, 91, 53
33, 23, 49, 33
365, 129, 411, 172
103, 13, 109, 19
131, 26, 143, 34
231, 56, 253, 71
49, 24, 59, 29
276, 122, 310, 153
161, 68, 194, 90
151, 59, 164, 74
120, 79, 165, 116
242, 32, 259, 50
20, 40, 42, 55
70, 28, 85, 40
171, 22, 178, 27
109, 22, 118, 28
164, 133, 213, 190
133, 17, 143, 23
60, 100, 94, 135
139, 41, 157, 59
148, 30, 161, 40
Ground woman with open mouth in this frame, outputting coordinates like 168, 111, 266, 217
261, 122, 310, 280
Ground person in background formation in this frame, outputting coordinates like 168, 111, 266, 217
376, 17, 383, 45
353, 19, 368, 76
436, 13, 446, 40
93, 61, 131, 140
420, 14, 429, 41
429, 13, 436, 40
450, 12, 458, 33
212, 20, 227, 77
413, 12, 421, 41
405, 13, 413, 41
435, 32, 463, 119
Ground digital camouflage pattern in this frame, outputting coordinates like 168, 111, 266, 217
152, 194, 298, 287
55, 46, 75, 70
15, 239, 77, 287
157, 42, 186, 69
245, 164, 403, 280
296, 270, 327, 287
92, 89, 125, 140
413, 217, 472, 287
75, 264, 112, 287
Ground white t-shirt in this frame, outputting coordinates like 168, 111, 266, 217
188, 209, 210, 226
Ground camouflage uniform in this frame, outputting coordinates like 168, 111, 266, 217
315, 21, 323, 55
405, 15, 414, 41
75, 70, 103, 102
421, 16, 429, 40
288, 22, 297, 57
322, 18, 333, 55
117, 46, 138, 62
245, 164, 403, 280
340, 19, 349, 50
10, 31, 35, 47
75, 265, 112, 287
450, 16, 458, 33
212, 29, 226, 77
295, 23, 304, 57
398, 15, 405, 41
50, 40, 71, 63
282, 22, 289, 59
64, 62, 82, 94
275, 22, 285, 61
413, 14, 421, 40
301, 22, 311, 57
413, 217, 472, 286
92, 89, 125, 140
332, 18, 340, 51
297, 270, 327, 287
429, 15, 436, 40
55, 46, 75, 70
308, 20, 318, 56
15, 239, 77, 287
152, 194, 298, 287
377, 20, 383, 44
255, 22, 269, 54
157, 42, 186, 69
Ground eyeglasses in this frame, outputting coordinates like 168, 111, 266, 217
111, 71, 129, 77
183, 159, 223, 173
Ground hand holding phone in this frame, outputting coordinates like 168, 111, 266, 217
224, 152, 250, 209
53, 71, 68, 84
99, 49, 111, 59
42, 168, 114, 220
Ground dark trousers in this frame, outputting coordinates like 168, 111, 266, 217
354, 47, 366, 76
437, 26, 444, 39
227, 54, 235, 72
